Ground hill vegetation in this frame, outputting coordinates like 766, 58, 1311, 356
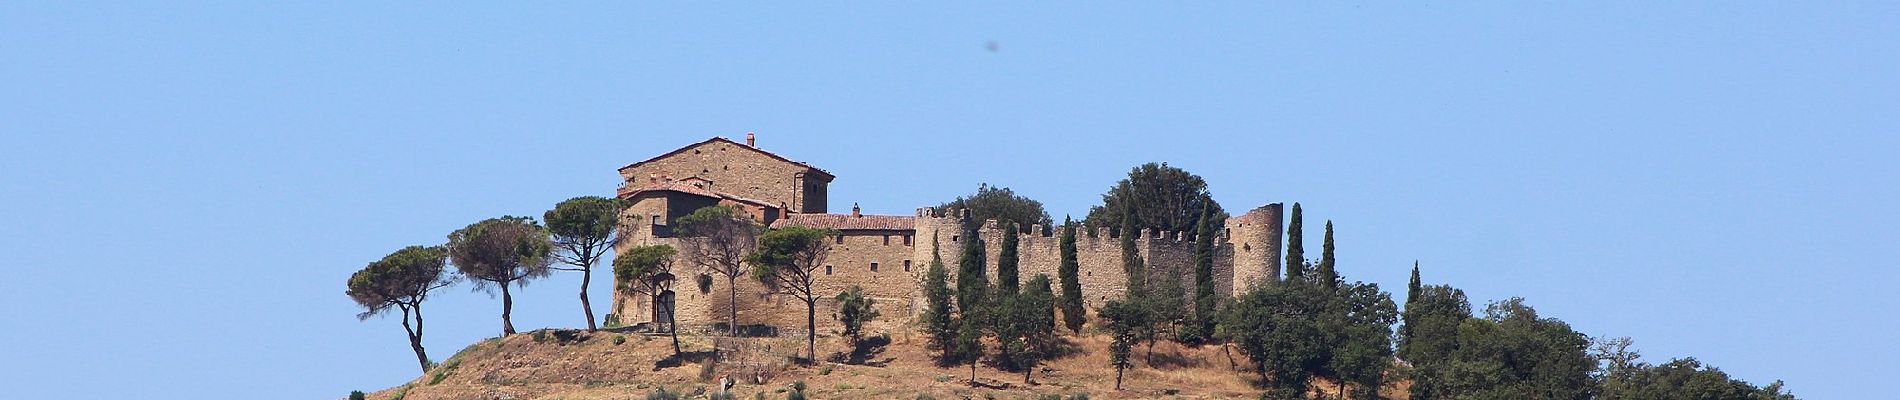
347, 163, 1797, 399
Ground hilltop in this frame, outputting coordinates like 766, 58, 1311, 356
358, 328, 1398, 400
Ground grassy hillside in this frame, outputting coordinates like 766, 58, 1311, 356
357, 327, 1399, 400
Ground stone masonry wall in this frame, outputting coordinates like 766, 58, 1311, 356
618, 139, 830, 213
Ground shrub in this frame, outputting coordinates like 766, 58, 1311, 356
819, 365, 833, 375
348, 391, 366, 400
646, 387, 681, 400
787, 380, 808, 400
428, 358, 461, 385
604, 313, 622, 328
613, 335, 627, 345
532, 330, 548, 343
698, 358, 717, 381
1068, 393, 1090, 400
709, 391, 736, 400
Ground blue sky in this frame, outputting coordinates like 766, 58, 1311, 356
3, 2, 1895, 398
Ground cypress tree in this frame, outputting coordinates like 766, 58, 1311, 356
921, 233, 958, 363
1058, 216, 1087, 333
956, 230, 989, 324
1119, 208, 1146, 298
1284, 203, 1304, 281
1317, 220, 1337, 289
1407, 261, 1421, 304
997, 222, 1021, 295
1190, 202, 1218, 342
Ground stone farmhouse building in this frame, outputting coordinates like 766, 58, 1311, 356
610, 134, 1284, 335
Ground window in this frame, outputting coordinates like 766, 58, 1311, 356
952, 235, 959, 242
904, 235, 913, 246
883, 235, 890, 246
650, 215, 661, 225
870, 262, 880, 272
825, 265, 833, 275
903, 260, 912, 272
836, 235, 845, 244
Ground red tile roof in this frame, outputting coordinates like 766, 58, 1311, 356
770, 213, 916, 231
617, 136, 833, 178
618, 182, 779, 209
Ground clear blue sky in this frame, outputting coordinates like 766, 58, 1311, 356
3, 3, 1894, 398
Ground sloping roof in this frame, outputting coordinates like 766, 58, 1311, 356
618, 182, 779, 209
769, 213, 915, 231
617, 136, 834, 178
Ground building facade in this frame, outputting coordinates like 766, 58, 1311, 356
610, 135, 1283, 335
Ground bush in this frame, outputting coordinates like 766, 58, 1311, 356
428, 358, 460, 385
348, 391, 366, 400
646, 387, 681, 400
532, 330, 548, 343
819, 365, 833, 375
787, 380, 808, 400
604, 313, 622, 328
709, 391, 736, 400
613, 334, 627, 345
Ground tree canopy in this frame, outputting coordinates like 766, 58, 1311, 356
936, 183, 1052, 234
614, 244, 681, 354
674, 204, 762, 335
1084, 162, 1227, 234
446, 216, 553, 336
747, 226, 835, 360
544, 195, 623, 330
346, 245, 454, 372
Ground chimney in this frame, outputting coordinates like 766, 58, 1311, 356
746, 131, 756, 147
851, 202, 861, 217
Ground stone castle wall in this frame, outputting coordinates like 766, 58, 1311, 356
613, 204, 1282, 337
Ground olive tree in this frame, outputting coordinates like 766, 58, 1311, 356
346, 245, 455, 372
447, 216, 553, 336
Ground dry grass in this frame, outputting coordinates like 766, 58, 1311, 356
362, 327, 1404, 400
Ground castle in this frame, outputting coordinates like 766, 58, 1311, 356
610, 134, 1284, 334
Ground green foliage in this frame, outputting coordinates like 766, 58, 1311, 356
1220, 281, 1327, 396
1283, 203, 1304, 280
1084, 162, 1227, 234
952, 307, 986, 379
696, 273, 714, 294
749, 226, 836, 360
1148, 269, 1188, 351
955, 229, 989, 322
348, 390, 366, 400
1187, 203, 1219, 344
920, 236, 960, 364
387, 385, 409, 400
614, 245, 678, 296
1057, 217, 1087, 334
1118, 210, 1146, 297
428, 358, 460, 385
709, 391, 737, 400
1399, 283, 1470, 373
994, 274, 1059, 382
787, 380, 808, 400
1316, 221, 1337, 289
646, 387, 681, 400
1098, 299, 1144, 390
1592, 337, 1798, 400
1325, 281, 1398, 399
937, 183, 1053, 233
612, 334, 627, 345
1418, 298, 1595, 400
997, 222, 1021, 294
347, 245, 453, 373
545, 196, 622, 330
833, 285, 880, 345
446, 216, 554, 335
675, 205, 764, 335
603, 313, 622, 328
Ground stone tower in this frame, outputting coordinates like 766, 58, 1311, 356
1224, 203, 1284, 295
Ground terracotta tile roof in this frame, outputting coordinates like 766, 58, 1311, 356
618, 182, 779, 209
617, 136, 833, 178
769, 213, 916, 231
